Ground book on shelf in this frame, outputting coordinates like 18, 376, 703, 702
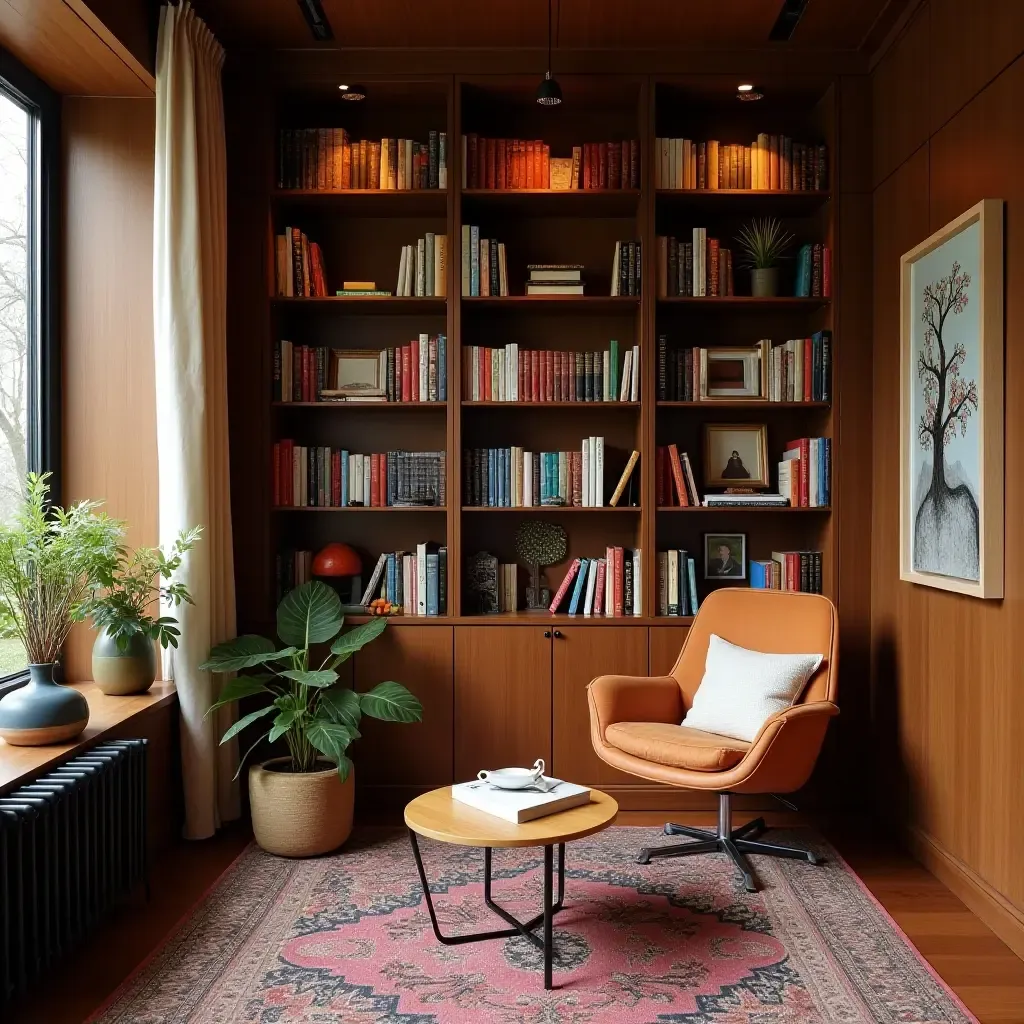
272, 444, 446, 508
610, 241, 642, 296
277, 128, 447, 190
396, 234, 447, 297
461, 340, 637, 403
357, 545, 448, 615
794, 243, 832, 298
276, 549, 313, 602
654, 135, 827, 191
549, 548, 642, 617
702, 494, 790, 507
274, 336, 447, 403
526, 263, 583, 296
655, 232, 733, 298
451, 778, 591, 823
463, 438, 609, 508
656, 445, 701, 506
608, 450, 640, 507
751, 551, 823, 593
461, 226, 508, 296
765, 331, 832, 402
657, 550, 701, 616
275, 228, 329, 297
780, 437, 831, 508
498, 563, 518, 613
460, 136, 639, 190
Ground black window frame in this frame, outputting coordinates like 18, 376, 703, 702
0, 48, 61, 694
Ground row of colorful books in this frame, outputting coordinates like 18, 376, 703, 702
655, 231, 735, 298
274, 228, 328, 297
549, 551, 642, 616
277, 129, 448, 190
751, 551, 823, 593
780, 438, 831, 508
462, 136, 640, 190
272, 444, 446, 508
460, 226, 508, 296
656, 550, 701, 616
654, 136, 828, 191
766, 333, 832, 403
361, 545, 449, 615
396, 235, 448, 297
794, 243, 832, 298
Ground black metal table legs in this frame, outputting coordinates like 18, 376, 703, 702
409, 830, 566, 989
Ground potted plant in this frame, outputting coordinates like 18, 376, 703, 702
0, 474, 122, 746
201, 580, 422, 857
735, 217, 795, 297
79, 527, 203, 696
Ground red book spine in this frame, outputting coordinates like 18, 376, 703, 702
512, 140, 521, 189
410, 337, 420, 401
380, 452, 387, 505
709, 239, 720, 296
785, 438, 811, 507
531, 350, 540, 402
583, 144, 591, 189
561, 351, 569, 401
545, 350, 555, 400
621, 141, 629, 188
332, 452, 341, 506
613, 547, 624, 616
370, 453, 380, 507
667, 444, 688, 506
788, 553, 798, 591
401, 345, 412, 402
591, 144, 600, 189
539, 349, 547, 402
549, 558, 581, 613
630, 139, 639, 188
542, 144, 550, 188
534, 140, 542, 187
519, 351, 527, 403
496, 139, 506, 189
593, 558, 606, 615
485, 137, 495, 189
599, 142, 608, 188
272, 443, 281, 506
556, 351, 565, 401
804, 338, 813, 402
526, 141, 535, 188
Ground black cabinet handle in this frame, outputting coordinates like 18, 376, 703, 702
553, 630, 563, 639
543, 630, 552, 638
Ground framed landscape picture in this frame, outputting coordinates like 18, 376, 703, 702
900, 199, 1004, 598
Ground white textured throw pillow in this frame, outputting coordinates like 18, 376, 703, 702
682, 634, 823, 743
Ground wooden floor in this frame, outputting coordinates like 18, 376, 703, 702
9, 814, 1024, 1024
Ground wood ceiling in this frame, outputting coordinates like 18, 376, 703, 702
193, 0, 908, 54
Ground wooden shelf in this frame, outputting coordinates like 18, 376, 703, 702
462, 295, 639, 311
462, 188, 641, 216
271, 188, 447, 217
657, 296, 829, 308
462, 505, 640, 513
657, 400, 829, 409
273, 505, 447, 513
343, 613, 693, 627
656, 505, 832, 513
271, 296, 446, 313
463, 401, 640, 409
273, 401, 446, 409
656, 188, 830, 214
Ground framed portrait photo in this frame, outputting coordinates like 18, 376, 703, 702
900, 199, 1004, 599
704, 533, 747, 580
703, 423, 769, 489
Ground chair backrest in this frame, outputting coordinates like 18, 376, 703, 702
670, 589, 838, 709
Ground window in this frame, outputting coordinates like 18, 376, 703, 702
0, 51, 59, 686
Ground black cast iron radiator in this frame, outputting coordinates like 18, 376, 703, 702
0, 738, 148, 1004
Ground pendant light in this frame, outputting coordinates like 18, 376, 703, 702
536, 0, 562, 106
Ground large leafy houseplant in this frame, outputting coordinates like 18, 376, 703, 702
201, 580, 422, 780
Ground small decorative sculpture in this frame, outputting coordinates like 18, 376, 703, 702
465, 551, 499, 614
515, 521, 567, 612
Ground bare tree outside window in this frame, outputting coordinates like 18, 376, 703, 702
0, 92, 29, 675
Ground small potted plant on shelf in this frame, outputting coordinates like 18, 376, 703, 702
201, 580, 422, 857
735, 216, 795, 297
80, 526, 203, 696
0, 473, 122, 746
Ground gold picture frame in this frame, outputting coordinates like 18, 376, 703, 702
703, 423, 769, 489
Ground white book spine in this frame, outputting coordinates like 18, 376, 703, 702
611, 241, 621, 295
416, 543, 427, 614
633, 548, 642, 615
583, 559, 598, 615
582, 438, 590, 506
425, 232, 435, 296
595, 435, 605, 506
524, 451, 533, 506
619, 349, 631, 401
363, 455, 370, 507
630, 345, 640, 401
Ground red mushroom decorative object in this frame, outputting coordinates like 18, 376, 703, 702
312, 542, 362, 577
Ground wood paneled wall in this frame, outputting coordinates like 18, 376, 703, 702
870, 0, 1024, 958
62, 98, 159, 679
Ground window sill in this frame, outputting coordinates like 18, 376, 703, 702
0, 679, 177, 794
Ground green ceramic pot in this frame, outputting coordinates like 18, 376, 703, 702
91, 628, 157, 696
0, 663, 90, 745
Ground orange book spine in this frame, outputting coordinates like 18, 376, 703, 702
667, 444, 689, 506
613, 547, 624, 616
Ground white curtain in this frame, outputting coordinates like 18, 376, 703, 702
154, 2, 239, 839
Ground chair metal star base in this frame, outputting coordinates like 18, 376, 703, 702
636, 793, 820, 892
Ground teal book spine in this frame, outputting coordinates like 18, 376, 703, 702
687, 557, 699, 612
568, 559, 589, 614
609, 339, 619, 400
470, 225, 480, 297
340, 450, 349, 507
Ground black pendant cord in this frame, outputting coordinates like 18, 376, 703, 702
547, 0, 553, 75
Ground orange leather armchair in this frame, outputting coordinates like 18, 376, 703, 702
588, 588, 838, 891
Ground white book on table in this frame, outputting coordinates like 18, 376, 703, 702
451, 778, 591, 824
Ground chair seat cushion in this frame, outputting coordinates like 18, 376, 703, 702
604, 722, 750, 771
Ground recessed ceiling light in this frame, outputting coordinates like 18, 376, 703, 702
737, 83, 754, 93
340, 84, 367, 101
737, 85, 764, 101
338, 84, 349, 91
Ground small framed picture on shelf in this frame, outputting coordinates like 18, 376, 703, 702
334, 349, 380, 390
705, 348, 762, 399
703, 423, 769, 488
704, 533, 747, 580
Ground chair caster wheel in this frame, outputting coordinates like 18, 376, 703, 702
744, 881, 758, 893
663, 824, 674, 836
636, 850, 652, 865
806, 853, 820, 866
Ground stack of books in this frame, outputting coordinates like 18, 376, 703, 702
751, 551, 823, 593
396, 236, 447, 297
794, 243, 832, 298
702, 493, 789, 508
656, 445, 701, 506
657, 550, 701, 616
549, 550, 642, 617
461, 226, 508, 296
654, 136, 827, 191
580, 141, 640, 189
610, 242, 642, 296
462, 341, 627, 402
766, 332, 832, 402
463, 437, 612, 508
655, 231, 733, 298
277, 129, 447, 190
274, 228, 329, 297
272, 444, 446, 508
780, 437, 831, 508
361, 544, 448, 615
526, 264, 583, 296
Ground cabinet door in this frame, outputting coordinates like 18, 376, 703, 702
553, 625, 648, 785
454, 626, 551, 780
649, 625, 689, 677
354, 626, 453, 789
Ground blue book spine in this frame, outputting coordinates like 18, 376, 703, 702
504, 448, 511, 507
426, 553, 439, 616
470, 226, 480, 296
824, 437, 831, 505
488, 449, 496, 507
386, 553, 396, 603
438, 334, 447, 401
498, 448, 507, 507
687, 558, 700, 612
568, 559, 589, 615
340, 450, 349, 507
540, 452, 548, 503
678, 551, 688, 615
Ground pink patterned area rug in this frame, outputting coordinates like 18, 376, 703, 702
91, 827, 976, 1023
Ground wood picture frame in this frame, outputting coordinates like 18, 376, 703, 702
704, 532, 747, 580
703, 423, 769, 489
704, 347, 762, 399
899, 198, 1004, 598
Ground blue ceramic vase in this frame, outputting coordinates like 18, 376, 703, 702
0, 663, 90, 746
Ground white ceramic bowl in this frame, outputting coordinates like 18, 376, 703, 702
477, 758, 546, 790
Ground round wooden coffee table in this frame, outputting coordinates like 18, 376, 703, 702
405, 787, 618, 989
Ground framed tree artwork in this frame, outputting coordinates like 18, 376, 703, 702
900, 199, 1003, 598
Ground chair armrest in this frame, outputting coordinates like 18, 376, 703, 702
587, 675, 684, 735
